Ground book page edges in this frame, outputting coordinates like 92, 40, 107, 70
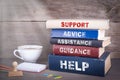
105, 54, 111, 75
99, 48, 105, 58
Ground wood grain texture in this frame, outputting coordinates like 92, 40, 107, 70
0, 0, 119, 58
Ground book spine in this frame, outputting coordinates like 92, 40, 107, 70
51, 29, 102, 39
46, 19, 109, 29
48, 52, 110, 76
53, 44, 102, 58
50, 38, 103, 47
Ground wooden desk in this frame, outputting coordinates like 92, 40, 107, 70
0, 58, 120, 80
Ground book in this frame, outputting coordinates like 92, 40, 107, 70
48, 52, 111, 76
53, 44, 105, 58
51, 29, 105, 40
50, 37, 111, 47
46, 19, 109, 30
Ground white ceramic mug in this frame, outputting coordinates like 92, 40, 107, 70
14, 45, 43, 63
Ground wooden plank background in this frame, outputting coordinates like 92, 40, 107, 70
0, 0, 119, 59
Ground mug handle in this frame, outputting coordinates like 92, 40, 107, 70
13, 49, 24, 60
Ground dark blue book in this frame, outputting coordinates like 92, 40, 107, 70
50, 37, 111, 47
48, 52, 111, 76
51, 29, 105, 40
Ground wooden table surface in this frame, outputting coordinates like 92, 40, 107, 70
0, 58, 120, 80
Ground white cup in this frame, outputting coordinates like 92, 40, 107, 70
14, 45, 43, 63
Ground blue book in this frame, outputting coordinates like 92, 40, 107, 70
48, 52, 111, 76
51, 29, 105, 40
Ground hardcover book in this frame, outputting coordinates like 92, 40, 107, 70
53, 44, 105, 58
50, 37, 111, 47
48, 52, 111, 76
46, 19, 109, 30
51, 29, 105, 40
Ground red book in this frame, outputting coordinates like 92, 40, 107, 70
53, 44, 105, 58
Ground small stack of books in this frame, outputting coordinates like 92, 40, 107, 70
46, 19, 111, 77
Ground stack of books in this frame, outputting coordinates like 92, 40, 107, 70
46, 19, 111, 77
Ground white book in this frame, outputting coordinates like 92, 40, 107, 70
46, 19, 109, 30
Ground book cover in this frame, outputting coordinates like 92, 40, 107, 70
53, 44, 105, 58
51, 29, 105, 40
46, 19, 109, 30
50, 37, 111, 47
48, 52, 111, 77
